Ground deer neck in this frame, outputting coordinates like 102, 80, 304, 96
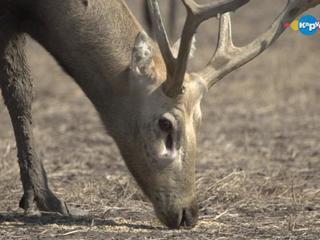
22, 0, 145, 110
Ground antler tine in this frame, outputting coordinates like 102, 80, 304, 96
216, 13, 235, 53
147, 0, 175, 76
199, 0, 320, 88
182, 0, 249, 22
199, 12, 240, 87
164, 0, 249, 97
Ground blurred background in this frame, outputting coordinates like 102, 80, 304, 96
0, 1, 319, 239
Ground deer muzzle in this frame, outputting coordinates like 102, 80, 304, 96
157, 199, 199, 229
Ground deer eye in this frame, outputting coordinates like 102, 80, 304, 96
158, 117, 173, 133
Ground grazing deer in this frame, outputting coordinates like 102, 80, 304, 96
0, 0, 319, 229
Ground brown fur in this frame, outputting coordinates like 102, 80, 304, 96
0, 0, 201, 229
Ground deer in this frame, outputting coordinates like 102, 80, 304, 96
0, 0, 319, 229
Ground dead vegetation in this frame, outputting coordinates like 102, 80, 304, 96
0, 0, 319, 239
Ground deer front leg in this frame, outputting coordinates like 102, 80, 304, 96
0, 30, 70, 216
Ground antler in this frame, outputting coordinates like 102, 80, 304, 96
200, 0, 320, 87
148, 0, 320, 96
147, 0, 249, 97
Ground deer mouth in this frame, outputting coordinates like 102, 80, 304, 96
180, 208, 198, 228
155, 202, 199, 229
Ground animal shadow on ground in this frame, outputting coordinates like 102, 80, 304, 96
0, 212, 163, 230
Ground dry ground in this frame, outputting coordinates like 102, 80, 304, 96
0, 0, 319, 239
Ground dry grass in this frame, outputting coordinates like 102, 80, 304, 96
0, 0, 319, 239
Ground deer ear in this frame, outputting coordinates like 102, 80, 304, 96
130, 32, 154, 76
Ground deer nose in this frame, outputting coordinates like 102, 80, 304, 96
180, 206, 199, 228
164, 203, 199, 229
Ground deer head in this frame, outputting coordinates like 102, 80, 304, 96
103, 0, 320, 229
